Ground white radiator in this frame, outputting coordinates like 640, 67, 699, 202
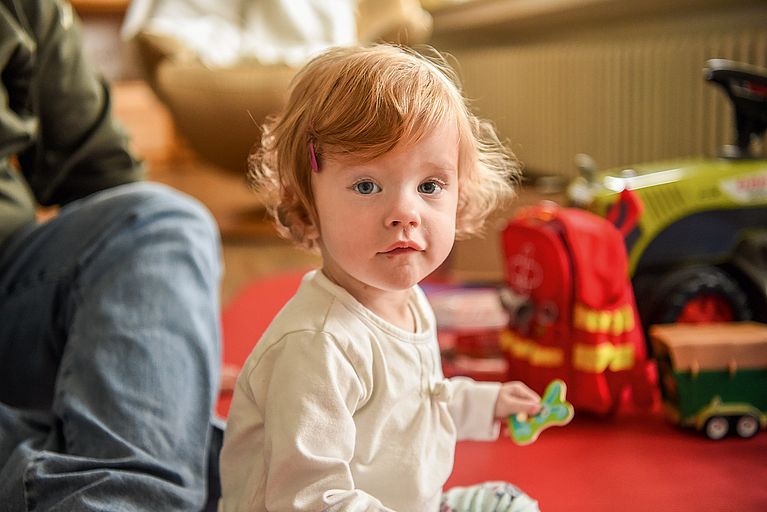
447, 22, 767, 177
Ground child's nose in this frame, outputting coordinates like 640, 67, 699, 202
386, 193, 421, 229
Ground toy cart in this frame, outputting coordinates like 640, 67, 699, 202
650, 322, 767, 439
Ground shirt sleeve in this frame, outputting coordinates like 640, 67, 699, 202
252, 331, 396, 512
12, 0, 143, 206
447, 377, 502, 441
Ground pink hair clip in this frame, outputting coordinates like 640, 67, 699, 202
308, 139, 319, 172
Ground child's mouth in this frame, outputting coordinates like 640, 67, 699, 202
381, 241, 424, 254
385, 247, 417, 256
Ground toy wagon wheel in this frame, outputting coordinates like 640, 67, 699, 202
735, 415, 760, 439
646, 266, 751, 326
704, 416, 730, 440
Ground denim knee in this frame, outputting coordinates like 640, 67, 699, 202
72, 182, 223, 286
68, 180, 224, 367
100, 182, 221, 256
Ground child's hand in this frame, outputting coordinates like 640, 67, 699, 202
494, 381, 542, 419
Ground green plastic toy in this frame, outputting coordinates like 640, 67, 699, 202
508, 379, 574, 445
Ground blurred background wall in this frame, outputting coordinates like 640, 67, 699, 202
73, 0, 767, 181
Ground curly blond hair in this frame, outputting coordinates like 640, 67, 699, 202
249, 44, 521, 249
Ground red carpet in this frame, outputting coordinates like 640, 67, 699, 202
221, 271, 767, 511
448, 409, 767, 512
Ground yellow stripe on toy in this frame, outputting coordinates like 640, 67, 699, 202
572, 341, 636, 373
573, 303, 635, 335
499, 331, 564, 368
508, 379, 575, 445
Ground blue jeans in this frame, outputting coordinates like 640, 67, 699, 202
0, 183, 222, 511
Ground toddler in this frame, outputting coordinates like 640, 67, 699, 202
220, 44, 542, 512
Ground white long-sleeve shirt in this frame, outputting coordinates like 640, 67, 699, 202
220, 270, 502, 511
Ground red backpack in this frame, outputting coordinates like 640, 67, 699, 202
500, 202, 655, 414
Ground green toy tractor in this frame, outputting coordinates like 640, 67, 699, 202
566, 59, 767, 337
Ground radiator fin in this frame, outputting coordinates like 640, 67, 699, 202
450, 24, 767, 178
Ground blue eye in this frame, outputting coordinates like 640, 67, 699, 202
353, 181, 381, 195
418, 180, 444, 195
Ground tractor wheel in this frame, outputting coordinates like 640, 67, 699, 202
645, 266, 751, 326
704, 416, 730, 440
735, 415, 760, 439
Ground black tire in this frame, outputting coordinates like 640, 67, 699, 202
643, 265, 751, 327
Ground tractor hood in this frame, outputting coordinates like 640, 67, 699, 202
567, 157, 767, 214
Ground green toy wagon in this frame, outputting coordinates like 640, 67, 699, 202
650, 322, 767, 440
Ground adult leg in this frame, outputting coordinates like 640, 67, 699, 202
0, 182, 222, 511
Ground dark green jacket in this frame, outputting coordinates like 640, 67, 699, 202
0, 0, 143, 247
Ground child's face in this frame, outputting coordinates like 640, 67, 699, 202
311, 121, 459, 300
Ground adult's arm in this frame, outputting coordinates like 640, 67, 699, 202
6, 0, 144, 206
